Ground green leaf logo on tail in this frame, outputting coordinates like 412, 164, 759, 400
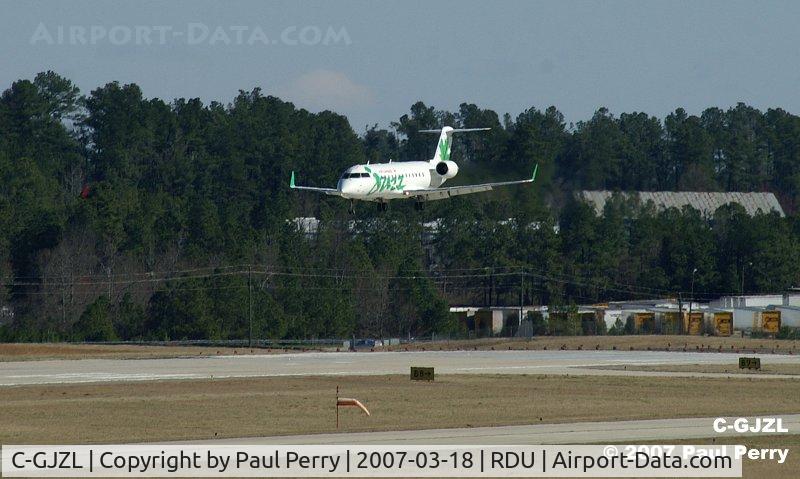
438, 137, 451, 162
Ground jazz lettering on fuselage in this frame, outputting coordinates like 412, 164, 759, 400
364, 166, 406, 194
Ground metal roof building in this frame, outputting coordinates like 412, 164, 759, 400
711, 294, 800, 309
579, 191, 785, 217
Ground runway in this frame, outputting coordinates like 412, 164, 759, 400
186, 415, 800, 445
2, 350, 800, 386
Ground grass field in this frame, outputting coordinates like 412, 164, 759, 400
1, 335, 798, 361
387, 335, 800, 354
0, 343, 299, 361
593, 363, 800, 375
2, 374, 798, 444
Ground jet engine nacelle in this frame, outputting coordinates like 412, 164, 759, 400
435, 161, 459, 179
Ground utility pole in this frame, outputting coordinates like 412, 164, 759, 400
519, 269, 524, 330
741, 261, 752, 296
688, 268, 697, 335
248, 265, 253, 348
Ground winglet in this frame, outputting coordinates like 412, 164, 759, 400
290, 171, 296, 188
531, 164, 538, 182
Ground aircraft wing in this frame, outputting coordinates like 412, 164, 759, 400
404, 164, 538, 201
289, 171, 343, 196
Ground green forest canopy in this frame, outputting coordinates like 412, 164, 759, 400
1, 71, 799, 341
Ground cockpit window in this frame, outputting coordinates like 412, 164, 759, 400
342, 172, 372, 179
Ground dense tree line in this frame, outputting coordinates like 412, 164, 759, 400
1, 72, 799, 341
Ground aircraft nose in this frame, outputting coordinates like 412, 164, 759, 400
340, 179, 355, 194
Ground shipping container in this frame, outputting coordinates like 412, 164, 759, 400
714, 312, 733, 336
683, 312, 704, 335
633, 312, 655, 333
761, 310, 781, 333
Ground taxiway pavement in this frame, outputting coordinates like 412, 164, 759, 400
2, 350, 800, 386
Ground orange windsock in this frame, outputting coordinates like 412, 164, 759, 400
337, 397, 371, 416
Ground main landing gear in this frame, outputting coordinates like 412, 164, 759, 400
376, 201, 388, 212
414, 201, 425, 211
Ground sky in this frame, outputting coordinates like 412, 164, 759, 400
2, 0, 800, 133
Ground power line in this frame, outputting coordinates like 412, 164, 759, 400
0, 262, 763, 299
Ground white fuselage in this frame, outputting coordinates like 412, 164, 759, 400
337, 161, 448, 200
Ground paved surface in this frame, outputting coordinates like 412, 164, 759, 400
186, 415, 800, 445
2, 350, 800, 386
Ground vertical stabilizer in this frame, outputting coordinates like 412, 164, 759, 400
431, 126, 454, 164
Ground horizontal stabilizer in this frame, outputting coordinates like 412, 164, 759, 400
418, 127, 491, 133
